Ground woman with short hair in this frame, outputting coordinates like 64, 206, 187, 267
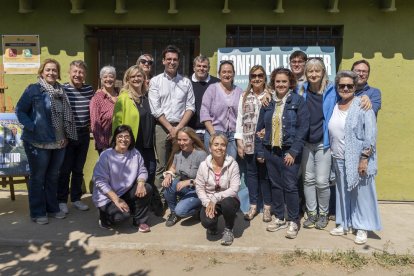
90, 65, 118, 154
255, 67, 309, 239
328, 70, 381, 244
92, 124, 153, 232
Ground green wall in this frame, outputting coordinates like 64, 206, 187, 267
1, 0, 413, 200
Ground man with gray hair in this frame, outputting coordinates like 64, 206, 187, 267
188, 55, 219, 143
58, 60, 94, 214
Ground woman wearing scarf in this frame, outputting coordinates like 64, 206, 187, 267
328, 70, 381, 244
16, 58, 77, 225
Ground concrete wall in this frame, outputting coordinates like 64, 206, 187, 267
1, 0, 413, 199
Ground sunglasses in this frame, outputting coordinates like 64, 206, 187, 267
307, 57, 324, 62
250, 73, 265, 79
139, 59, 153, 66
338, 84, 355, 90
220, 60, 234, 64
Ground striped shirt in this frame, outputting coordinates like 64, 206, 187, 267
63, 83, 94, 129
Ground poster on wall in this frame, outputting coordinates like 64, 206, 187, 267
0, 113, 29, 176
2, 35, 40, 74
217, 46, 336, 90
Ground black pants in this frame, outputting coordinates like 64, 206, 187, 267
99, 182, 152, 226
200, 197, 240, 230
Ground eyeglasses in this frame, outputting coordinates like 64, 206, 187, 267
117, 135, 131, 140
290, 59, 305, 65
250, 73, 265, 79
338, 84, 355, 90
354, 69, 369, 75
139, 59, 153, 66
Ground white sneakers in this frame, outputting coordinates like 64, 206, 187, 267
330, 225, 346, 236
330, 225, 368, 245
59, 201, 89, 214
354, 230, 368, 245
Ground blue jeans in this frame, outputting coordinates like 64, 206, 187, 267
58, 129, 90, 203
163, 178, 201, 217
24, 142, 66, 218
264, 146, 300, 223
245, 153, 271, 206
204, 130, 237, 159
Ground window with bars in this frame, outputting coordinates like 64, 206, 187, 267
88, 27, 200, 81
226, 25, 343, 67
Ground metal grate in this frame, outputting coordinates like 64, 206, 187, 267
88, 27, 200, 81
226, 25, 343, 66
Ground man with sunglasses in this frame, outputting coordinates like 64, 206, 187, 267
351, 60, 382, 116
149, 45, 195, 215
188, 55, 219, 144
136, 54, 154, 81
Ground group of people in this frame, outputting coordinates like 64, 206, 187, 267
16, 44, 382, 246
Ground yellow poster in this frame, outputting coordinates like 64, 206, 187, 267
2, 35, 40, 74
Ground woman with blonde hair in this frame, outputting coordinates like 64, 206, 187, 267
112, 65, 158, 209
235, 65, 272, 222
162, 127, 207, 226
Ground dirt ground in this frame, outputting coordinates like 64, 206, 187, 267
1, 244, 413, 276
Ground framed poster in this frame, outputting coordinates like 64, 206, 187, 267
0, 113, 29, 176
2, 35, 40, 74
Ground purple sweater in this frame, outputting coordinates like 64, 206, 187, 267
200, 82, 243, 132
92, 148, 148, 207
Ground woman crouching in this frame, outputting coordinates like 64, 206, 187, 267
92, 125, 153, 232
195, 133, 241, 246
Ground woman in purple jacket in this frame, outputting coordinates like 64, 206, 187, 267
200, 60, 243, 159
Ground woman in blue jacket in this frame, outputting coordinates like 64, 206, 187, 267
16, 59, 77, 225
299, 58, 338, 230
255, 67, 309, 239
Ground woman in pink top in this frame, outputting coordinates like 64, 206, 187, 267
195, 133, 240, 246
90, 66, 118, 154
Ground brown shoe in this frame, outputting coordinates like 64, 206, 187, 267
263, 205, 272, 222
244, 205, 258, 221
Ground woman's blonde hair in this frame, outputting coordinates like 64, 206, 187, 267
243, 65, 271, 105
303, 58, 329, 95
122, 65, 147, 103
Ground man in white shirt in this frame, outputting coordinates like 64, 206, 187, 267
149, 45, 195, 214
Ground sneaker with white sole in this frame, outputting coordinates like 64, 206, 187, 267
50, 211, 66, 219
73, 201, 89, 211
59, 203, 69, 214
138, 223, 151, 233
221, 228, 234, 246
354, 230, 368, 244
330, 225, 346, 236
286, 221, 299, 239
32, 217, 49, 225
266, 218, 287, 232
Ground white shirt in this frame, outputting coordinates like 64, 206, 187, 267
328, 104, 348, 159
149, 72, 195, 123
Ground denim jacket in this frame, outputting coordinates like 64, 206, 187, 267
16, 83, 57, 144
255, 91, 310, 159
301, 81, 339, 149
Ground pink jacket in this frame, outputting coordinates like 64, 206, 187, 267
195, 155, 240, 207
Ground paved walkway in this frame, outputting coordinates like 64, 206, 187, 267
0, 191, 413, 255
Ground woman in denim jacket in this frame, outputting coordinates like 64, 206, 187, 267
15, 59, 77, 225
255, 68, 309, 239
